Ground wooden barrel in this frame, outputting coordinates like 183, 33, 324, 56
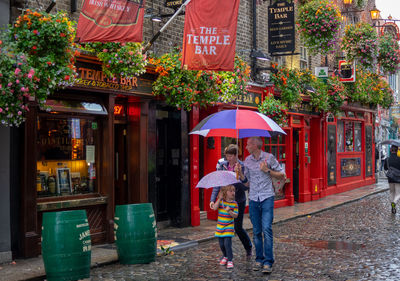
42, 210, 91, 281
114, 203, 157, 264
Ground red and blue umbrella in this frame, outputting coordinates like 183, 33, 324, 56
189, 109, 286, 138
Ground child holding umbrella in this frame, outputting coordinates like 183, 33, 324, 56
211, 185, 238, 269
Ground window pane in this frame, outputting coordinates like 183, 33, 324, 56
271, 146, 277, 157
337, 121, 344, 152
354, 122, 362, 151
279, 146, 285, 159
271, 136, 278, 144
345, 121, 354, 152
36, 117, 99, 197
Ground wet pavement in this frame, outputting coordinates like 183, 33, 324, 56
89, 191, 400, 281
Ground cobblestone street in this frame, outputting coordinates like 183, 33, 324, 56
90, 192, 400, 281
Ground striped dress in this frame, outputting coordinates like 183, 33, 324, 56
215, 200, 238, 237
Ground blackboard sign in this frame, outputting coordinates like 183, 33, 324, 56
268, 0, 295, 54
165, 0, 183, 9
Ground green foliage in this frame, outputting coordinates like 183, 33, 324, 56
297, 0, 341, 55
82, 42, 147, 78
150, 48, 250, 111
270, 64, 302, 108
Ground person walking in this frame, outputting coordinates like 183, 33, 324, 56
210, 144, 253, 257
236, 137, 285, 274
210, 185, 238, 269
384, 145, 400, 214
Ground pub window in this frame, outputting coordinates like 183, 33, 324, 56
264, 134, 286, 171
337, 121, 344, 152
337, 120, 362, 153
36, 116, 100, 197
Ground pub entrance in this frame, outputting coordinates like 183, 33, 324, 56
292, 129, 300, 202
155, 107, 182, 225
114, 123, 128, 206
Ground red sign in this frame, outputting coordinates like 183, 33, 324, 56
380, 22, 400, 41
181, 0, 240, 71
114, 105, 124, 116
76, 0, 145, 43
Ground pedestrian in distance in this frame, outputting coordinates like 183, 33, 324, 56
210, 185, 238, 269
210, 144, 253, 257
236, 136, 285, 274
381, 146, 387, 172
384, 145, 400, 214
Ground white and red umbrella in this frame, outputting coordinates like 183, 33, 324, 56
196, 171, 240, 189
189, 109, 286, 139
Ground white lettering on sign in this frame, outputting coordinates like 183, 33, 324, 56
186, 26, 231, 56
79, 230, 91, 241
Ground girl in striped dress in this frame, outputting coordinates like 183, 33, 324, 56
211, 185, 238, 269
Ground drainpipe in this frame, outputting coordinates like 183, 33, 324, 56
251, 0, 257, 80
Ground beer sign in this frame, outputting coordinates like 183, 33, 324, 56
268, 0, 295, 54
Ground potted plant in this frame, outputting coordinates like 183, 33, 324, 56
83, 42, 148, 78
270, 64, 302, 108
258, 93, 288, 127
297, 0, 341, 54
341, 22, 378, 70
378, 34, 400, 75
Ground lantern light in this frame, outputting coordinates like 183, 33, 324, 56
370, 5, 381, 21
343, 0, 352, 5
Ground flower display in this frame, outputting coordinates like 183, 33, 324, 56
325, 75, 348, 115
297, 0, 341, 55
150, 48, 250, 111
83, 42, 147, 78
344, 69, 393, 108
378, 34, 400, 74
270, 64, 302, 108
341, 23, 378, 70
0, 41, 36, 126
10, 9, 77, 103
258, 93, 288, 127
297, 69, 329, 112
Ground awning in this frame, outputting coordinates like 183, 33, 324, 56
42, 99, 108, 115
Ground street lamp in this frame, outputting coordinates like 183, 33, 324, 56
370, 5, 381, 21
343, 0, 352, 5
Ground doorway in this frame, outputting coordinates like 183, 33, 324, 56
155, 109, 182, 225
114, 124, 128, 206
293, 129, 300, 202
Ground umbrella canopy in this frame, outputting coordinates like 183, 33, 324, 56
189, 109, 286, 138
196, 171, 240, 189
380, 139, 400, 147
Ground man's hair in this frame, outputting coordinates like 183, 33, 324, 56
249, 137, 263, 149
224, 144, 238, 155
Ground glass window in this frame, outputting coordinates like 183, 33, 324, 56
263, 134, 286, 168
337, 121, 344, 152
36, 116, 100, 197
354, 123, 362, 151
345, 121, 354, 151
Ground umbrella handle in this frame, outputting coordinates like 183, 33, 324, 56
236, 169, 239, 180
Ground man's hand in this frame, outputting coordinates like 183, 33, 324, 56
209, 202, 214, 209
260, 161, 270, 173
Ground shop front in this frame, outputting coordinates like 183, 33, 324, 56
17, 55, 156, 258
189, 87, 376, 226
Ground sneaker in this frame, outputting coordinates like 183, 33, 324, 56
392, 202, 397, 214
219, 257, 228, 265
226, 261, 234, 269
262, 264, 272, 274
252, 261, 263, 271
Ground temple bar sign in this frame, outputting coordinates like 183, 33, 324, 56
268, 0, 295, 54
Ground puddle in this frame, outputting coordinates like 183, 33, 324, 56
279, 238, 365, 250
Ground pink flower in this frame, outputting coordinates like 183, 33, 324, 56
18, 111, 22, 115
15, 68, 21, 75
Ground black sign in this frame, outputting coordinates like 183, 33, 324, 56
165, 0, 183, 9
268, 0, 295, 54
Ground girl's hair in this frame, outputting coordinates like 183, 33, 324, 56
221, 185, 235, 200
224, 144, 238, 156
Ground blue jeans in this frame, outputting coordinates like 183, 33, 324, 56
218, 237, 233, 261
249, 196, 274, 266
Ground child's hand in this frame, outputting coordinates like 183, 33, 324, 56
224, 206, 231, 212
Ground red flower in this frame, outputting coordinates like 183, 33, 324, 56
60, 33, 66, 37
32, 46, 37, 50
64, 75, 70, 81
33, 30, 38, 35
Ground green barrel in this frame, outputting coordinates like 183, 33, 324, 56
114, 203, 157, 264
42, 210, 91, 281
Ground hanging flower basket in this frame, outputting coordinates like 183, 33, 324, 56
10, 9, 77, 103
378, 34, 400, 75
326, 75, 348, 115
149, 48, 250, 111
297, 69, 329, 112
82, 42, 147, 78
257, 94, 288, 127
344, 69, 393, 108
270, 64, 302, 108
297, 0, 341, 55
341, 23, 378, 70
0, 41, 35, 126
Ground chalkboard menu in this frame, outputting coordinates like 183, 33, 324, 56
268, 0, 295, 54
